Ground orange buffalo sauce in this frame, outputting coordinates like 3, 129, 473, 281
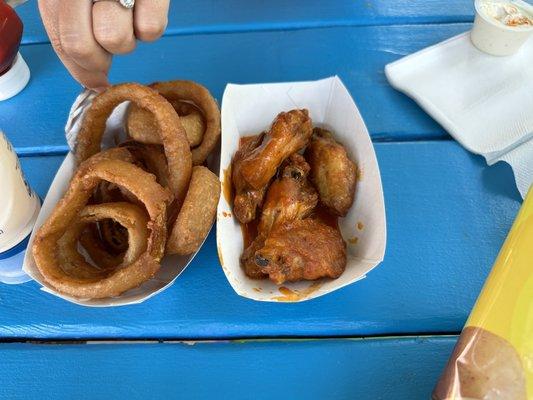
224, 136, 259, 207
222, 166, 233, 206
273, 282, 323, 302
312, 204, 339, 230
240, 218, 259, 249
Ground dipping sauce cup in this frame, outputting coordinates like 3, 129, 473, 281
471, 0, 533, 56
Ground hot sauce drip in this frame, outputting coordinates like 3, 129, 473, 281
222, 166, 233, 206
0, 0, 23, 76
240, 218, 259, 249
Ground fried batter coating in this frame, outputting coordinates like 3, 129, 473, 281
305, 128, 357, 217
166, 166, 221, 255
127, 100, 206, 148
88, 142, 169, 255
33, 151, 172, 299
126, 80, 220, 165
76, 83, 192, 208
58, 202, 149, 273
79, 226, 125, 270
254, 219, 346, 285
123, 141, 170, 188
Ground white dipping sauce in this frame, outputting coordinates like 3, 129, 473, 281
478, 1, 533, 28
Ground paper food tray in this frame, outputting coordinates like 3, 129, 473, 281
23, 91, 212, 307
217, 76, 387, 302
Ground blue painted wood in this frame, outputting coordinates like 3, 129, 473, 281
0, 336, 456, 399
0, 24, 470, 154
17, 0, 474, 45
0, 141, 519, 340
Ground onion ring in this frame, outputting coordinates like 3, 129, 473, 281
121, 141, 169, 188
79, 226, 125, 269
166, 166, 220, 255
97, 220, 129, 254
76, 83, 192, 207
58, 202, 149, 272
86, 148, 138, 255
179, 110, 205, 148
90, 142, 169, 254
127, 100, 206, 148
33, 153, 172, 299
171, 101, 206, 148
126, 80, 220, 165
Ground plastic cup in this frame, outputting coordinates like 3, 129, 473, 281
0, 130, 40, 283
471, 0, 533, 56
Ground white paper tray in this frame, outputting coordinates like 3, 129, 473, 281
22, 92, 210, 307
217, 76, 387, 302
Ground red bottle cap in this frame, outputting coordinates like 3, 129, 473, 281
0, 0, 29, 100
0, 0, 23, 75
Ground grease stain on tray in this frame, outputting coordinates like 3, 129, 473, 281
222, 166, 233, 206
348, 237, 358, 245
357, 222, 364, 230
272, 282, 323, 302
356, 166, 363, 181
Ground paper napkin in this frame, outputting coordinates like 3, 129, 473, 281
386, 32, 533, 198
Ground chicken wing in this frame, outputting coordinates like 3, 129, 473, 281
237, 109, 313, 190
258, 154, 318, 235
240, 237, 268, 279
254, 219, 346, 284
241, 154, 318, 279
305, 128, 357, 217
232, 133, 268, 223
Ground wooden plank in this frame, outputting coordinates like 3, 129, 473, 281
1, 24, 470, 154
0, 141, 519, 340
0, 336, 456, 400
17, 0, 474, 45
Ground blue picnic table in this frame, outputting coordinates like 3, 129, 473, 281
0, 1, 523, 399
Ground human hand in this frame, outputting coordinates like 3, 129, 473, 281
38, 0, 169, 90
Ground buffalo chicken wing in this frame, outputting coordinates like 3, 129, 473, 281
255, 219, 346, 284
305, 128, 357, 217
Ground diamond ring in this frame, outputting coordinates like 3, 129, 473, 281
93, 0, 135, 9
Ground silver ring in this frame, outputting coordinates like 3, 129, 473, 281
93, 0, 135, 9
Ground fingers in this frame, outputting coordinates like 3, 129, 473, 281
38, 0, 170, 90
93, 1, 136, 54
58, 0, 111, 75
38, 0, 110, 90
134, 0, 169, 42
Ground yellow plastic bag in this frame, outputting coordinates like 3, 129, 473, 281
433, 188, 533, 400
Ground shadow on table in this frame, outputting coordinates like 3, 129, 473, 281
477, 157, 522, 202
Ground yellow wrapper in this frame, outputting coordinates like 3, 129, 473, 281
433, 188, 533, 400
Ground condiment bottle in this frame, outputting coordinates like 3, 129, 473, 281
0, 131, 40, 283
0, 0, 29, 101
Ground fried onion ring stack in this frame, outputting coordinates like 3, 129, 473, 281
33, 81, 221, 299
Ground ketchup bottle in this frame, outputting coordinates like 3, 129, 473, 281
0, 0, 29, 101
